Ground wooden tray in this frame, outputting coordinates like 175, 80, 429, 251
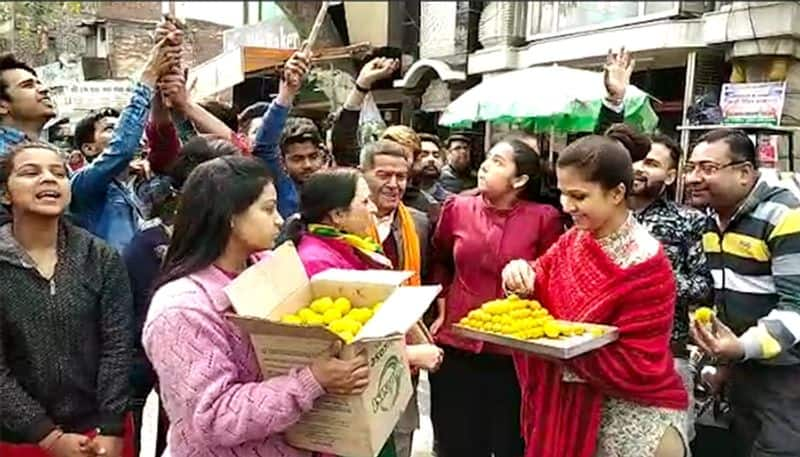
454, 321, 619, 359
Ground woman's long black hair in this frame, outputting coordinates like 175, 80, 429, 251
153, 156, 274, 291
278, 167, 361, 247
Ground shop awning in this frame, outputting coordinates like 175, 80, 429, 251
439, 65, 659, 134
188, 43, 372, 101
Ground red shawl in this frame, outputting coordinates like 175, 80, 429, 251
517, 228, 688, 457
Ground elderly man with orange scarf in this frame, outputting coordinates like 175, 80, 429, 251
357, 138, 436, 457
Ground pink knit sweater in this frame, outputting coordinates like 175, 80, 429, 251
143, 263, 325, 457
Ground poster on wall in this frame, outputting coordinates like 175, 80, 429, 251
756, 134, 780, 168
719, 82, 787, 125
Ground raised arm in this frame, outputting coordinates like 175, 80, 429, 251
250, 50, 310, 217
145, 88, 181, 173
331, 57, 399, 166
595, 47, 633, 134
71, 40, 179, 203
162, 73, 238, 144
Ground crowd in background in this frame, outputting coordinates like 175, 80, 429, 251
1, 17, 799, 457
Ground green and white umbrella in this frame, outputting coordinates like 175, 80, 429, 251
439, 65, 658, 133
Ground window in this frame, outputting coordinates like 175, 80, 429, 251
96, 25, 108, 58
527, 1, 682, 37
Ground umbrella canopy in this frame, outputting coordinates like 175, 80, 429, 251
439, 65, 658, 133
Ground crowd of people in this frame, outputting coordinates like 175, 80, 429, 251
1, 18, 799, 457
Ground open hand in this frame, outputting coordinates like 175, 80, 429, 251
603, 47, 635, 102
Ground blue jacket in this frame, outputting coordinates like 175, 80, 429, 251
0, 126, 31, 225
69, 82, 152, 253
0, 125, 28, 157
251, 100, 299, 218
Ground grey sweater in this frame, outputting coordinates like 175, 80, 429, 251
0, 221, 133, 443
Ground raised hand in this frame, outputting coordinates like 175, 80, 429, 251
154, 14, 184, 47
356, 57, 400, 91
279, 49, 312, 102
158, 73, 189, 113
141, 39, 182, 88
603, 47, 635, 103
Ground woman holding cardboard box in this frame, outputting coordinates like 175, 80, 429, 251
143, 156, 370, 457
282, 167, 444, 457
428, 136, 564, 457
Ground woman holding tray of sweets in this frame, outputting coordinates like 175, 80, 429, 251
144, 156, 370, 457
428, 135, 563, 457
281, 167, 444, 457
502, 135, 689, 457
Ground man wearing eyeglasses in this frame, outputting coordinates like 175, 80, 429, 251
629, 133, 713, 442
686, 128, 800, 457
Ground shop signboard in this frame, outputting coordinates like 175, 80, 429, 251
186, 48, 245, 101
720, 82, 787, 126
35, 61, 85, 88
50, 80, 133, 115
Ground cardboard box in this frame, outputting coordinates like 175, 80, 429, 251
224, 243, 441, 457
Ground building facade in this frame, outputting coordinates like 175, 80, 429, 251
466, 1, 799, 168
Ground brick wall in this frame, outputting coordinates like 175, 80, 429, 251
105, 18, 229, 79
0, 2, 94, 67
96, 1, 161, 22
182, 19, 230, 67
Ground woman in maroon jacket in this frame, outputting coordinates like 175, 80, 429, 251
429, 136, 564, 457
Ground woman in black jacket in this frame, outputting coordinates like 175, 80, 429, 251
0, 142, 134, 457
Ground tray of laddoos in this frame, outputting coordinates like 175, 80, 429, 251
453, 295, 619, 359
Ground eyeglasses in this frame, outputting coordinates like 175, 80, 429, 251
682, 160, 748, 177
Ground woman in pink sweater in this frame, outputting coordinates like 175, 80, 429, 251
143, 156, 369, 457
281, 168, 444, 456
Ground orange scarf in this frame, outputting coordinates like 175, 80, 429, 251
368, 203, 422, 285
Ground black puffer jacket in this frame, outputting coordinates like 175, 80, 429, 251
0, 221, 133, 443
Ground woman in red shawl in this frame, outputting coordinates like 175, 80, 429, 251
502, 135, 688, 457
